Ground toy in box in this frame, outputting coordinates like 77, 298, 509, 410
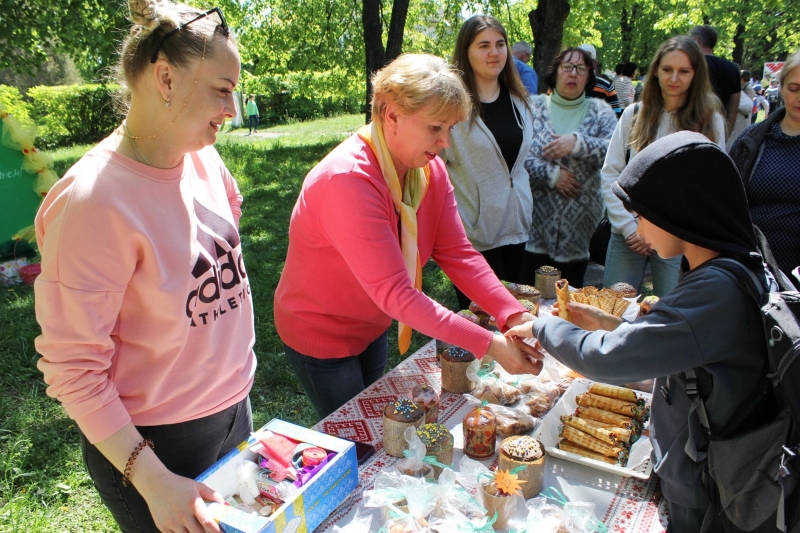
196, 419, 358, 533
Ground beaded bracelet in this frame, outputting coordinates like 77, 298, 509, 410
122, 438, 155, 487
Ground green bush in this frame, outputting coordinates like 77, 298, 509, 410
0, 85, 32, 123
242, 68, 364, 125
27, 84, 120, 149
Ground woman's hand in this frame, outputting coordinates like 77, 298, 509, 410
552, 301, 623, 332
542, 133, 577, 160
138, 470, 224, 533
94, 423, 223, 533
486, 332, 544, 375
505, 311, 536, 330
554, 169, 582, 198
625, 233, 652, 256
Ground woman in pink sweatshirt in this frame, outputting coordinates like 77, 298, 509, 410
34, 2, 252, 532
274, 54, 542, 420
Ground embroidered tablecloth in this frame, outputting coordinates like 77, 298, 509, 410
312, 340, 669, 532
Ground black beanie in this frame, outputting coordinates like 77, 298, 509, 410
612, 131, 761, 264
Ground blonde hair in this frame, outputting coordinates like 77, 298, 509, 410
779, 49, 800, 87
114, 0, 234, 111
371, 54, 472, 125
630, 36, 720, 152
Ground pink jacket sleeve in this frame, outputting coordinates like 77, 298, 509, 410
315, 171, 498, 356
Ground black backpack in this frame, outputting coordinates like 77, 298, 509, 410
685, 255, 800, 532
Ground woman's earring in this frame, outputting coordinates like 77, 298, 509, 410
165, 98, 171, 108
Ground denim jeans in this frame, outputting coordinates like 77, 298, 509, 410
80, 397, 252, 533
454, 242, 526, 309
284, 331, 388, 419
248, 114, 259, 132
603, 232, 681, 297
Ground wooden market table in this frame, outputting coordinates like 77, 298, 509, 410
311, 337, 668, 532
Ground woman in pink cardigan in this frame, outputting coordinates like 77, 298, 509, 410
274, 54, 542, 419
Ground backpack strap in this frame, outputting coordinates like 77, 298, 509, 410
683, 257, 769, 460
753, 225, 798, 292
624, 103, 640, 164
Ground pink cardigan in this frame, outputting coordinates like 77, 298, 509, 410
274, 135, 525, 358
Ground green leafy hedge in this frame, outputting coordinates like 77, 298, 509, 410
0, 85, 32, 123
27, 84, 119, 149
242, 68, 364, 125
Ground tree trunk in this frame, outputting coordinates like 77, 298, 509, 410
619, 4, 640, 63
529, 0, 571, 94
362, 0, 410, 123
732, 22, 745, 67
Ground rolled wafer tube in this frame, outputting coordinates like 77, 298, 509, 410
560, 415, 632, 445
573, 417, 618, 430
558, 441, 619, 465
576, 392, 638, 417
556, 279, 572, 322
559, 425, 627, 459
574, 406, 638, 431
588, 383, 639, 403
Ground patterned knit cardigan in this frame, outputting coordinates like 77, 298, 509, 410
524, 95, 617, 263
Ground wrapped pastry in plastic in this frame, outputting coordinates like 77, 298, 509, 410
487, 404, 538, 439
395, 427, 434, 479
468, 363, 520, 405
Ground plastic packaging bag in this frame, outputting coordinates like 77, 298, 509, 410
515, 497, 563, 533
562, 501, 605, 533
395, 427, 434, 479
455, 455, 491, 491
468, 361, 521, 405
488, 404, 539, 439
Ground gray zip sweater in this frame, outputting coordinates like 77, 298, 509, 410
441, 93, 534, 252
532, 263, 770, 510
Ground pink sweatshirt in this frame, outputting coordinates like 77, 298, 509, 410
35, 137, 256, 444
274, 135, 526, 358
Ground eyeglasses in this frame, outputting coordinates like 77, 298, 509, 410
150, 7, 229, 63
560, 62, 589, 76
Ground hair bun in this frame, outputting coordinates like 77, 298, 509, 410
129, 0, 161, 30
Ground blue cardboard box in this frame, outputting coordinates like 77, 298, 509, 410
196, 419, 358, 533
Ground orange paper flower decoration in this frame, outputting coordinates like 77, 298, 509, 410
494, 469, 526, 496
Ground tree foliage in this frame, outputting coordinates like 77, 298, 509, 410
3, 0, 798, 106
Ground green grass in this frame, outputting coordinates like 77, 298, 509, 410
0, 113, 457, 532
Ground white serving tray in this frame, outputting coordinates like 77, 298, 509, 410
533, 378, 654, 479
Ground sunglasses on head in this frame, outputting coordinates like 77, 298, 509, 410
150, 7, 228, 64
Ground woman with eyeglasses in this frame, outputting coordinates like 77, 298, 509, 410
34, 1, 248, 531
442, 15, 536, 309
601, 36, 725, 296
522, 47, 617, 287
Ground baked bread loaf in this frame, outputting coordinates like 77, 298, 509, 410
383, 398, 425, 457
411, 383, 438, 424
607, 282, 637, 297
417, 423, 454, 479
498, 436, 546, 498
441, 347, 477, 393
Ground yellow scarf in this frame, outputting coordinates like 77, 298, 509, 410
357, 121, 430, 354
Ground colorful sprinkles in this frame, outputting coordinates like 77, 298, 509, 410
417, 423, 451, 446
391, 398, 422, 420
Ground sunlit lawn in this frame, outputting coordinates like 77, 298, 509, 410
0, 114, 458, 532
